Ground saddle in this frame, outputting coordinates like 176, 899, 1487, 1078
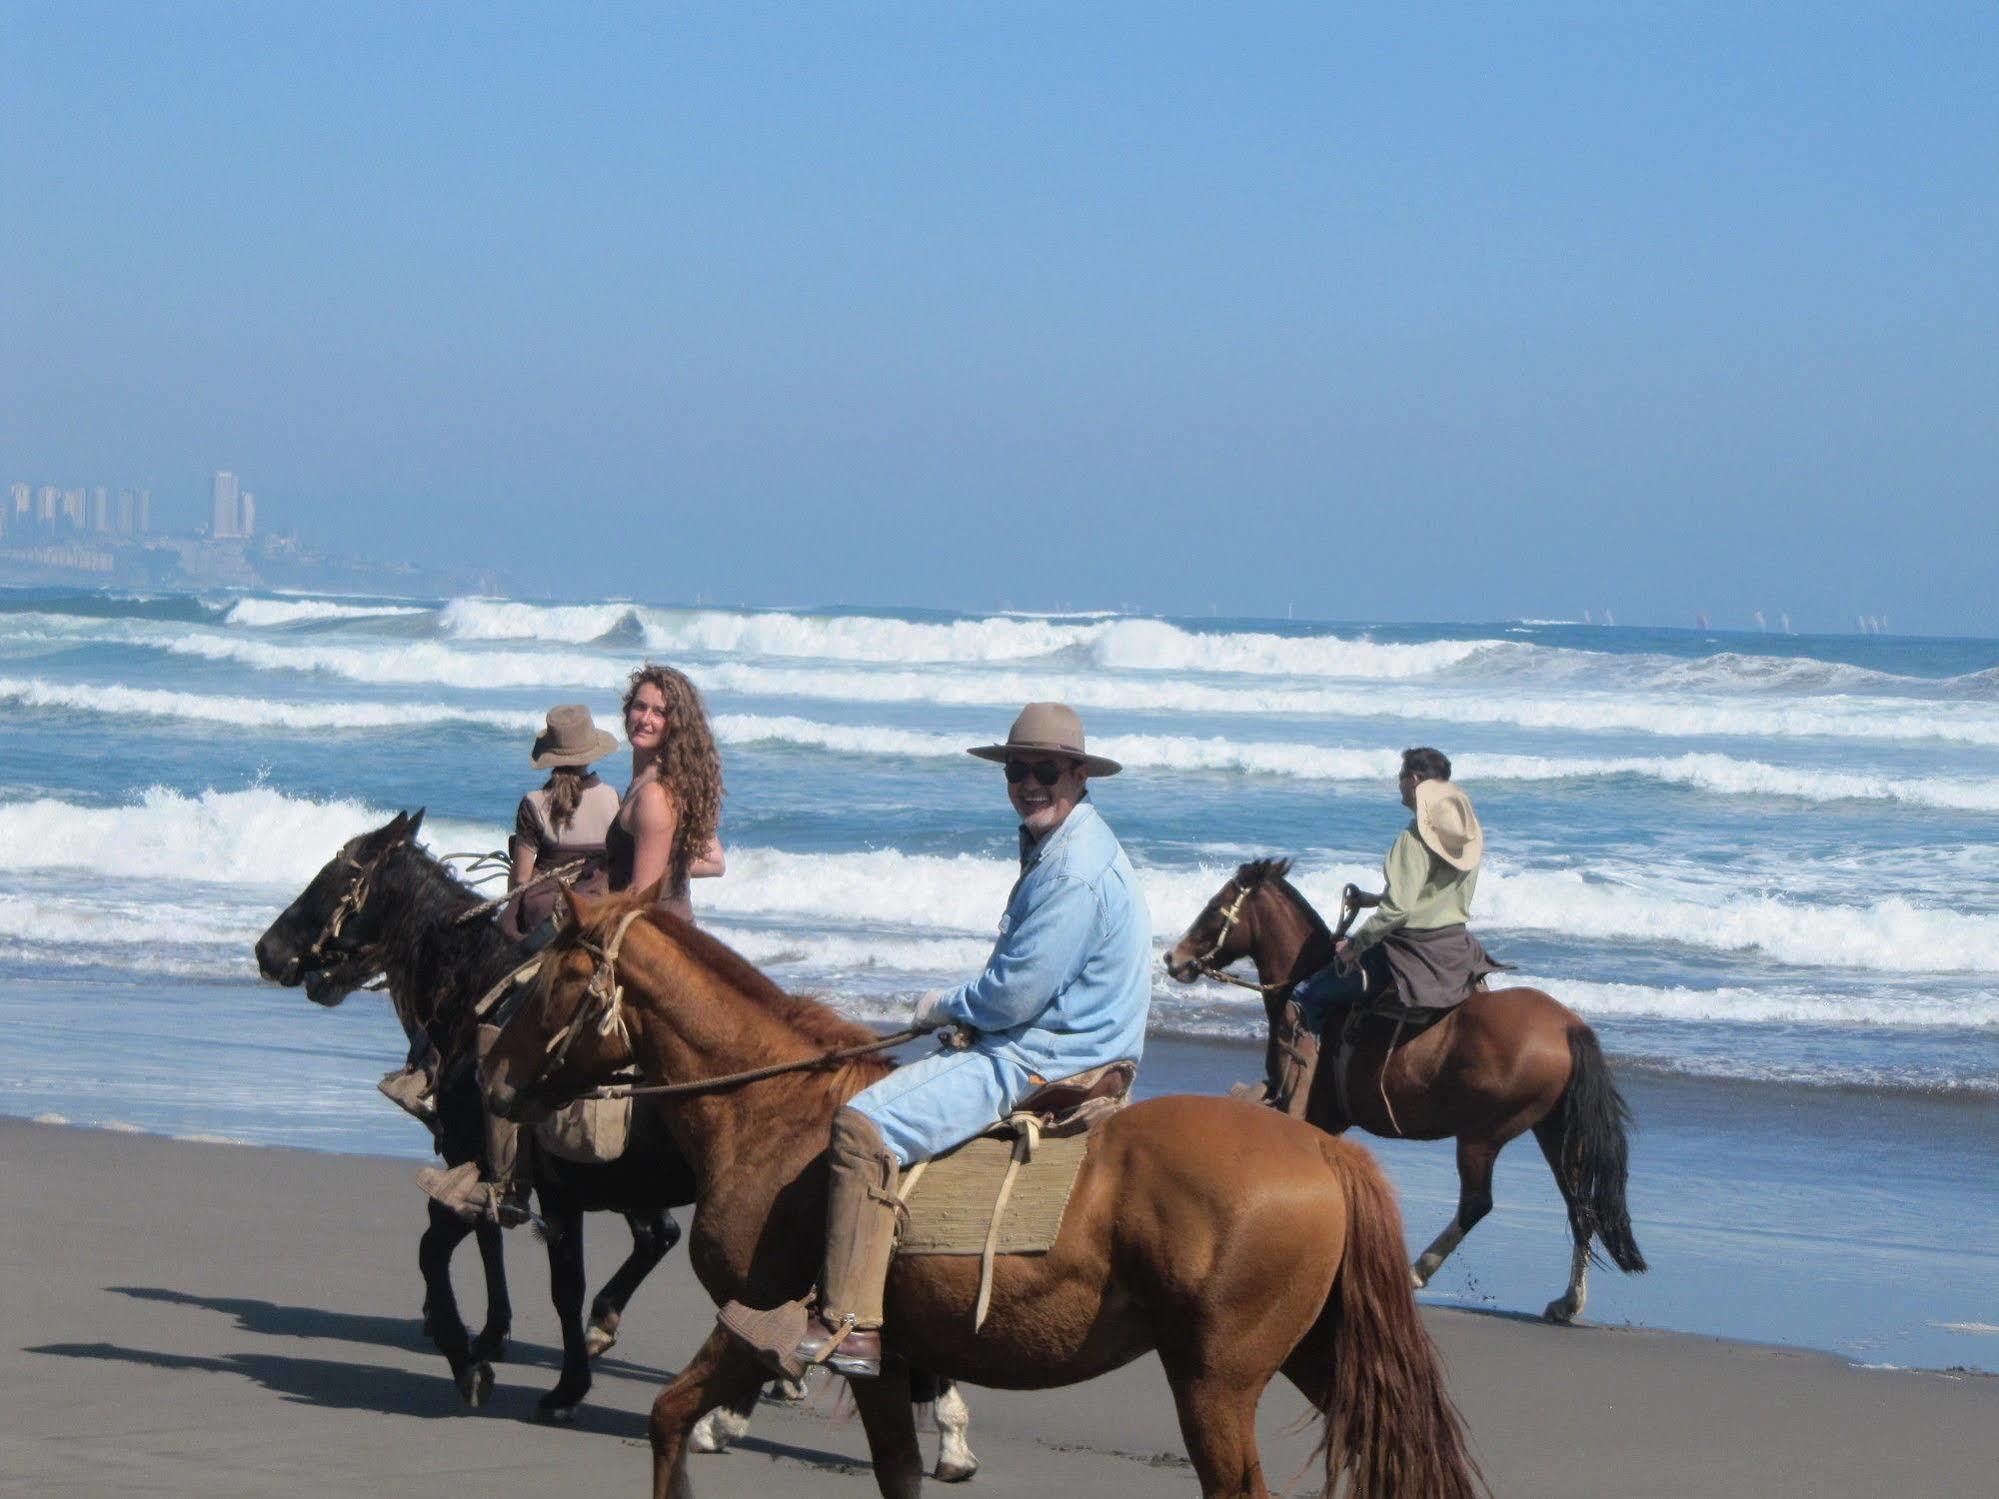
897, 1060, 1135, 1329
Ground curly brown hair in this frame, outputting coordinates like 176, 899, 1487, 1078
621, 663, 725, 878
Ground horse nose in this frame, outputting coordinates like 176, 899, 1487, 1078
255, 934, 294, 982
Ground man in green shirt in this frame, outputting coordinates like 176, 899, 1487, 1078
1268, 746, 1502, 1116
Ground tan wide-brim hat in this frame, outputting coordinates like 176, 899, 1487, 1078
1414, 778, 1483, 872
967, 702, 1122, 777
531, 704, 620, 769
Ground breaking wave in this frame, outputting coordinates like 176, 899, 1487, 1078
438, 597, 1505, 678
0, 787, 493, 888
223, 598, 427, 628
0, 677, 539, 734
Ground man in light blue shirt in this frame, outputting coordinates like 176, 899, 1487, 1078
719, 702, 1152, 1380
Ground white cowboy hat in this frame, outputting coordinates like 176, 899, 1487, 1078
966, 702, 1122, 777
1414, 778, 1483, 872
531, 704, 620, 769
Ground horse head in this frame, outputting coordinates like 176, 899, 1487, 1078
484, 884, 647, 1123
1163, 858, 1295, 983
254, 810, 425, 1006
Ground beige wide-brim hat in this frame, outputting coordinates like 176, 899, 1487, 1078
967, 702, 1122, 777
531, 704, 620, 769
1414, 778, 1483, 872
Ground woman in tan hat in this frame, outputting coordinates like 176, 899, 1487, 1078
498, 704, 625, 942
609, 663, 726, 921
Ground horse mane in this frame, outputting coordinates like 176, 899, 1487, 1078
1234, 856, 1333, 940
595, 896, 887, 1056
372, 838, 517, 1034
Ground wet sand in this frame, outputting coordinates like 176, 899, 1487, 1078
3, 1116, 1994, 1497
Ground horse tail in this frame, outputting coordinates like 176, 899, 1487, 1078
1556, 1025, 1647, 1274
1316, 1136, 1482, 1499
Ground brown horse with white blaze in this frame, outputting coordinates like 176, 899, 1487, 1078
1166, 858, 1646, 1322
485, 887, 1482, 1499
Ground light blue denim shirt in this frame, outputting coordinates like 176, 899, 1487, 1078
933, 798, 1153, 1082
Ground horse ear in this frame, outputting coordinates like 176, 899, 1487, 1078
634, 877, 666, 909
561, 884, 591, 924
403, 808, 426, 842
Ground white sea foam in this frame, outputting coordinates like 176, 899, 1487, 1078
440, 597, 1504, 678
157, 632, 622, 690
224, 598, 427, 628
709, 715, 1999, 810
99, 627, 1999, 748
0, 787, 493, 888
698, 846, 1999, 978
0, 676, 541, 734
0, 892, 262, 948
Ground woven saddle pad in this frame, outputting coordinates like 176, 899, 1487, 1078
897, 1129, 1091, 1257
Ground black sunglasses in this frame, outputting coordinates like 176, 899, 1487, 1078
1004, 758, 1068, 786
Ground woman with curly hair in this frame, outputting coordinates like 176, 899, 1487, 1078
609, 663, 726, 919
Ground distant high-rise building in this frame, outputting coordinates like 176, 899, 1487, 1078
90, 487, 110, 532
117, 489, 135, 534
8, 482, 27, 519
211, 470, 241, 538
36, 486, 59, 524
240, 492, 256, 537
136, 489, 152, 532
62, 488, 85, 529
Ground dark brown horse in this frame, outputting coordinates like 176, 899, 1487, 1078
484, 886, 1481, 1499
254, 813, 695, 1415
253, 815, 977, 1474
1165, 858, 1646, 1322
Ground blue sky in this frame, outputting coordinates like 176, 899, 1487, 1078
3, 4, 1993, 632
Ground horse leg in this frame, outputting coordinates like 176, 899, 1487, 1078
1160, 1353, 1271, 1498
648, 1327, 768, 1499
850, 1362, 925, 1499
1533, 1117, 1592, 1323
931, 1378, 979, 1483
468, 1217, 512, 1363
586, 1209, 682, 1359
538, 1200, 592, 1421
417, 1203, 494, 1407
1411, 1135, 1500, 1289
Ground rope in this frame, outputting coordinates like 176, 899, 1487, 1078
974, 1114, 1041, 1331
545, 1026, 932, 1105
451, 860, 587, 925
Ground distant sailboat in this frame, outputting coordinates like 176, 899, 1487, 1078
1754, 610, 1767, 632
1584, 609, 1594, 625
1604, 608, 1616, 627
1695, 612, 1710, 630
1781, 613, 1793, 635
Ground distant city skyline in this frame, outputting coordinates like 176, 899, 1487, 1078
2, 6, 1993, 636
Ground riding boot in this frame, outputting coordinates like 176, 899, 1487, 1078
717, 1107, 902, 1380
1267, 999, 1320, 1121
414, 1028, 531, 1227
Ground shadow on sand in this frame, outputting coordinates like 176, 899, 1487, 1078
105, 1284, 674, 1383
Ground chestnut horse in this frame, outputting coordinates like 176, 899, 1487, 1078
484, 887, 1481, 1499
1165, 859, 1646, 1322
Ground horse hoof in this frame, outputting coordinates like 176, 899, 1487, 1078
459, 1362, 495, 1408
1410, 1267, 1427, 1290
1543, 1299, 1579, 1325
767, 1375, 809, 1404
583, 1325, 617, 1360
540, 1403, 577, 1425
933, 1458, 980, 1484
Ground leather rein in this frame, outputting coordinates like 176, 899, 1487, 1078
1189, 878, 1362, 993
524, 910, 930, 1107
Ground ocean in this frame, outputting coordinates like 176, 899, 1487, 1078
1, 587, 1993, 1372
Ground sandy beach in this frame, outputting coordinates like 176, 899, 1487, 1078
3, 1117, 1993, 1497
